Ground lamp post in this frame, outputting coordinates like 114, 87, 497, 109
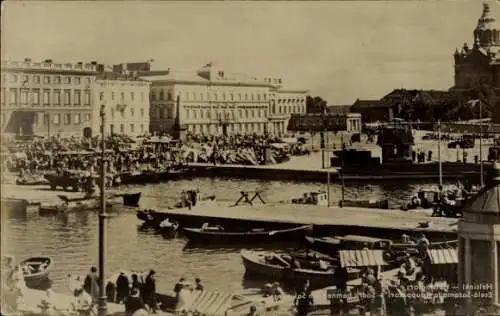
98, 104, 108, 316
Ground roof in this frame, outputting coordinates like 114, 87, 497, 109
351, 99, 387, 109
426, 248, 458, 265
327, 105, 352, 115
177, 291, 233, 316
339, 249, 387, 268
464, 183, 500, 214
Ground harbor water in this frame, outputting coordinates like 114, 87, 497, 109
3, 177, 447, 295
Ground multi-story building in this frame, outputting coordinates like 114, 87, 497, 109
93, 72, 151, 137
146, 63, 308, 136
1, 59, 98, 137
0, 59, 152, 138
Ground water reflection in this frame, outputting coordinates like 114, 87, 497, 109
3, 177, 451, 294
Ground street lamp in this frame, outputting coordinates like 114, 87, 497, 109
98, 104, 108, 316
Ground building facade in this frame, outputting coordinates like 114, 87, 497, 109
93, 73, 151, 137
145, 63, 308, 136
1, 59, 97, 137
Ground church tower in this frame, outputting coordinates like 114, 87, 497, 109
474, 2, 500, 48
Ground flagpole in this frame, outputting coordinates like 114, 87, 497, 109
438, 120, 442, 187
479, 101, 484, 187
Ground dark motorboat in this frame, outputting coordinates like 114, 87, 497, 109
39, 192, 140, 214
115, 192, 141, 207
20, 256, 53, 288
182, 224, 313, 244
241, 249, 359, 289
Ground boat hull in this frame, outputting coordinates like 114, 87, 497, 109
183, 225, 313, 244
20, 256, 53, 289
305, 236, 341, 255
136, 199, 217, 226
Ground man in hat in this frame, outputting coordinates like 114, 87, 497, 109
71, 287, 93, 316
83, 267, 100, 302
143, 269, 157, 313
116, 272, 130, 304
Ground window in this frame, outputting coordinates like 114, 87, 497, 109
238, 93, 242, 101
120, 124, 124, 133
192, 92, 196, 100
193, 109, 197, 119
130, 124, 135, 133
222, 93, 226, 101
99, 92, 104, 101
32, 76, 39, 84
84, 78, 91, 85
230, 93, 234, 101
159, 90, 164, 100
10, 75, 17, 83
84, 113, 91, 121
55, 76, 61, 84
159, 108, 165, 119
257, 94, 261, 101
53, 114, 60, 124
74, 90, 81, 105
185, 109, 190, 119
43, 114, 49, 125
74, 113, 81, 124
251, 109, 255, 118
251, 94, 254, 101
199, 93, 203, 101
213, 93, 218, 101
75, 77, 81, 85
130, 108, 134, 117
111, 108, 115, 119
20, 89, 28, 105
245, 109, 249, 118
200, 109, 204, 119
168, 91, 172, 101
64, 113, 71, 125
131, 91, 135, 101
84, 91, 90, 105
64, 76, 71, 84
64, 90, 71, 105
43, 76, 50, 84
21, 75, 29, 84
120, 92, 125, 102
32, 89, 40, 105
1, 88, 5, 104
54, 90, 60, 105
140, 108, 144, 117
185, 92, 190, 101
111, 92, 115, 101
239, 109, 242, 118
245, 94, 248, 101
43, 89, 50, 105
152, 91, 158, 101
263, 94, 267, 101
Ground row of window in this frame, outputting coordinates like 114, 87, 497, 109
4, 74, 92, 86
276, 98, 306, 104
36, 112, 92, 126
271, 105, 306, 114
102, 123, 145, 134
186, 122, 267, 134
108, 107, 146, 119
99, 90, 146, 102
151, 90, 269, 102
1, 88, 91, 106
184, 108, 268, 120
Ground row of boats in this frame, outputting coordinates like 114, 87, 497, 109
134, 191, 458, 290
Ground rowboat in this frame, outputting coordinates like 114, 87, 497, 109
338, 199, 389, 209
241, 250, 359, 288
20, 256, 53, 288
306, 235, 458, 255
183, 224, 313, 244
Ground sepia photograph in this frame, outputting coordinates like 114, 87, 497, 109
1, 0, 500, 315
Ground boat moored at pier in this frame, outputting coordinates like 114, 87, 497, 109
182, 224, 313, 244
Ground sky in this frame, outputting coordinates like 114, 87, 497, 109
0, 0, 493, 105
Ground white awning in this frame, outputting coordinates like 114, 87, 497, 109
339, 249, 387, 268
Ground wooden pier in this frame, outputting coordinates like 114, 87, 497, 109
149, 198, 459, 237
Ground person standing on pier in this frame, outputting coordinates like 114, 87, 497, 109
124, 288, 147, 316
116, 272, 130, 304
83, 267, 100, 302
143, 269, 158, 314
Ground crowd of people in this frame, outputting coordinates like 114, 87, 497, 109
2, 133, 311, 181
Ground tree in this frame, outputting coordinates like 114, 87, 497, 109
306, 96, 327, 114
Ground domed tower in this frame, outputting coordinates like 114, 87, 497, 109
458, 162, 500, 315
474, 2, 500, 48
